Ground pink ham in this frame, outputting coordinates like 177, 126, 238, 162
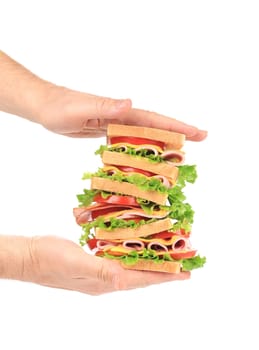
135, 145, 159, 156
152, 175, 171, 188
73, 204, 136, 225
171, 236, 190, 250
122, 240, 145, 251
96, 240, 117, 250
147, 242, 168, 252
161, 150, 185, 164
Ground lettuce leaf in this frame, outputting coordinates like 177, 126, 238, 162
95, 144, 165, 163
103, 248, 206, 271
79, 217, 156, 245
77, 189, 98, 207
181, 255, 206, 271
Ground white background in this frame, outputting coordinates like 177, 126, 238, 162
1, 0, 259, 349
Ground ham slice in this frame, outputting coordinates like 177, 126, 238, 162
91, 233, 190, 253
122, 240, 145, 251
161, 150, 185, 164
73, 203, 136, 225
147, 242, 168, 252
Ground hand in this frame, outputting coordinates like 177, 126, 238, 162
25, 236, 190, 295
37, 85, 207, 141
0, 51, 207, 140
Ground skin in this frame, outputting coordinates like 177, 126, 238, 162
0, 51, 207, 295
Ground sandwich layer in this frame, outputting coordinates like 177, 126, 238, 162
107, 124, 185, 150
95, 217, 172, 240
102, 151, 179, 179
91, 176, 168, 205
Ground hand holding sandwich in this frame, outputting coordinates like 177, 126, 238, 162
0, 235, 189, 295
0, 51, 206, 295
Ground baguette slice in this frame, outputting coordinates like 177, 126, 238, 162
95, 217, 172, 240
107, 124, 185, 150
91, 176, 168, 205
119, 259, 181, 273
102, 151, 179, 179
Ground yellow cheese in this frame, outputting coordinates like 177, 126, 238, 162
110, 143, 164, 154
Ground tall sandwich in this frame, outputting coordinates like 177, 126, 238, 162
74, 124, 206, 273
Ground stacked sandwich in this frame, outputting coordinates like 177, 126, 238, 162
74, 124, 205, 273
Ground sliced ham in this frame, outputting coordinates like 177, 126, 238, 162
152, 175, 171, 188
135, 145, 159, 156
161, 150, 185, 164
171, 236, 190, 250
73, 203, 136, 225
147, 242, 168, 252
96, 240, 117, 250
122, 240, 145, 251
89, 233, 190, 253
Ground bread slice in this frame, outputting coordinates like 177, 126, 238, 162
91, 177, 168, 205
95, 217, 172, 240
102, 151, 179, 179
107, 124, 185, 150
119, 259, 181, 273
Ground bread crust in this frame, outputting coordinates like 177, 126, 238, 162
119, 259, 181, 273
91, 176, 168, 205
95, 217, 172, 239
102, 151, 179, 179
107, 124, 185, 150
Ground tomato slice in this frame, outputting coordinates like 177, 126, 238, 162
116, 165, 156, 177
87, 238, 98, 250
110, 136, 165, 149
149, 231, 174, 240
169, 250, 197, 260
94, 193, 140, 207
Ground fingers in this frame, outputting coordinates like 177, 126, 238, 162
116, 269, 191, 290
119, 108, 207, 141
94, 259, 190, 293
57, 88, 207, 141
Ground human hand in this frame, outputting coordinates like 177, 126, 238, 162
37, 85, 207, 141
0, 51, 206, 140
25, 235, 190, 295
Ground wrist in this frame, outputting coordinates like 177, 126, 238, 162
0, 235, 33, 281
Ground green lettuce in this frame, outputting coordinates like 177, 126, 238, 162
103, 248, 206, 271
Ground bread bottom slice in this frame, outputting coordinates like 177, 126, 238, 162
119, 259, 181, 273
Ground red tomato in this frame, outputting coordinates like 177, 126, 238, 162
150, 231, 174, 240
116, 165, 156, 177
87, 238, 98, 250
177, 228, 191, 237
110, 136, 165, 149
169, 250, 197, 260
94, 193, 140, 207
